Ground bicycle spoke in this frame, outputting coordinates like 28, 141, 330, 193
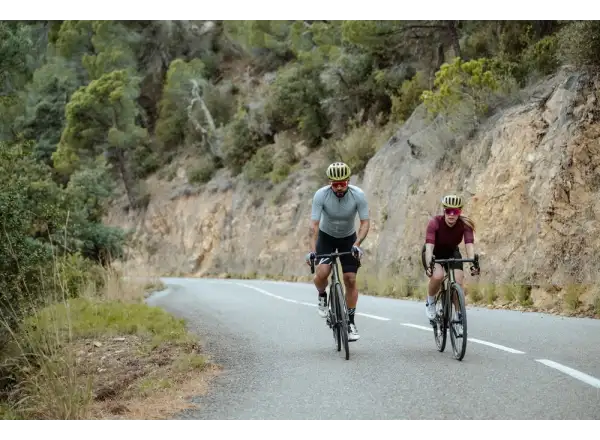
449, 284, 468, 361
433, 294, 447, 352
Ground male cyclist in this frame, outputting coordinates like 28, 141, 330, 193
422, 194, 480, 325
306, 162, 370, 342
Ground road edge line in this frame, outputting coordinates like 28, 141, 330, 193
536, 359, 600, 389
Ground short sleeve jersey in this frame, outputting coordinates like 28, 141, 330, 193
425, 215, 474, 255
311, 185, 369, 238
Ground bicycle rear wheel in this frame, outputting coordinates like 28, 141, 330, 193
433, 291, 448, 352
449, 283, 468, 361
334, 282, 350, 360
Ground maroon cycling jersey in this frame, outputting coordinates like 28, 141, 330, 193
425, 215, 474, 254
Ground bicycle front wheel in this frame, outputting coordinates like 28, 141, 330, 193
433, 292, 448, 352
329, 287, 341, 352
449, 283, 468, 361
334, 282, 350, 360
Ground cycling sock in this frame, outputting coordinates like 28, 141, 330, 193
427, 295, 436, 306
318, 290, 326, 297
348, 308, 356, 324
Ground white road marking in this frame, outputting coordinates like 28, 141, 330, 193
401, 323, 525, 354
225, 281, 536, 358
300, 302, 317, 307
402, 323, 431, 331
469, 338, 526, 354
356, 312, 390, 321
235, 282, 390, 321
536, 359, 600, 389
236, 282, 300, 304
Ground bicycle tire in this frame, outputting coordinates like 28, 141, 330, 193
449, 283, 468, 361
434, 290, 448, 352
329, 286, 341, 352
335, 282, 350, 360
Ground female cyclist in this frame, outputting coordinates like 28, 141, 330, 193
422, 194, 480, 321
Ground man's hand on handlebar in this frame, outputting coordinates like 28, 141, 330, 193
351, 245, 363, 260
305, 251, 316, 266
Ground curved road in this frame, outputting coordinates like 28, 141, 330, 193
147, 277, 600, 419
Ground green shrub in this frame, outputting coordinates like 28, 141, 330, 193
243, 132, 296, 184
420, 57, 518, 118
265, 62, 329, 147
557, 21, 600, 68
522, 35, 560, 76
55, 253, 105, 298
330, 116, 396, 176
221, 107, 266, 174
187, 159, 216, 184
154, 58, 234, 159
320, 51, 375, 136
462, 26, 496, 60
390, 71, 429, 123
243, 145, 274, 182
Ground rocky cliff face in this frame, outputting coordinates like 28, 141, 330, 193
362, 68, 599, 286
106, 67, 600, 310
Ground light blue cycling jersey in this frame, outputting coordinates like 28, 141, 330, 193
311, 185, 370, 238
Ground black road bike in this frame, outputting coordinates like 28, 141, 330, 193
309, 251, 360, 360
424, 254, 480, 361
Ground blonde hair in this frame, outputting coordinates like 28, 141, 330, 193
459, 215, 476, 232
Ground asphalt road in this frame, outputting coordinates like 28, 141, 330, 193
147, 277, 600, 420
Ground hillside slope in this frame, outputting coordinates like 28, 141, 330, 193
106, 67, 600, 316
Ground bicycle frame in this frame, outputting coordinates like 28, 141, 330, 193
309, 251, 359, 360
428, 254, 480, 361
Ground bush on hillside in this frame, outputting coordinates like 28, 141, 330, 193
329, 115, 396, 176
557, 21, 600, 69
243, 132, 296, 184
521, 35, 560, 76
420, 57, 519, 118
390, 71, 429, 123
265, 62, 329, 147
220, 107, 266, 175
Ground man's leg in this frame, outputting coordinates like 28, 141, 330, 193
315, 230, 334, 317
315, 264, 332, 317
340, 233, 360, 341
342, 270, 360, 341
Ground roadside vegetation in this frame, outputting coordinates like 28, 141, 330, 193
208, 266, 600, 319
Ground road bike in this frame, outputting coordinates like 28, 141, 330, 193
424, 254, 480, 361
309, 251, 360, 360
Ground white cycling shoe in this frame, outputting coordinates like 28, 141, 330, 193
425, 302, 437, 320
348, 323, 360, 341
318, 296, 328, 318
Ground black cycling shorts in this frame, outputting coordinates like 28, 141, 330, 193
421, 244, 464, 271
316, 229, 359, 274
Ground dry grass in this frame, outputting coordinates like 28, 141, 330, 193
356, 270, 427, 300
200, 268, 600, 319
563, 284, 585, 312
0, 265, 215, 420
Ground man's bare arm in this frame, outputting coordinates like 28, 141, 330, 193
354, 219, 370, 247
309, 220, 320, 253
